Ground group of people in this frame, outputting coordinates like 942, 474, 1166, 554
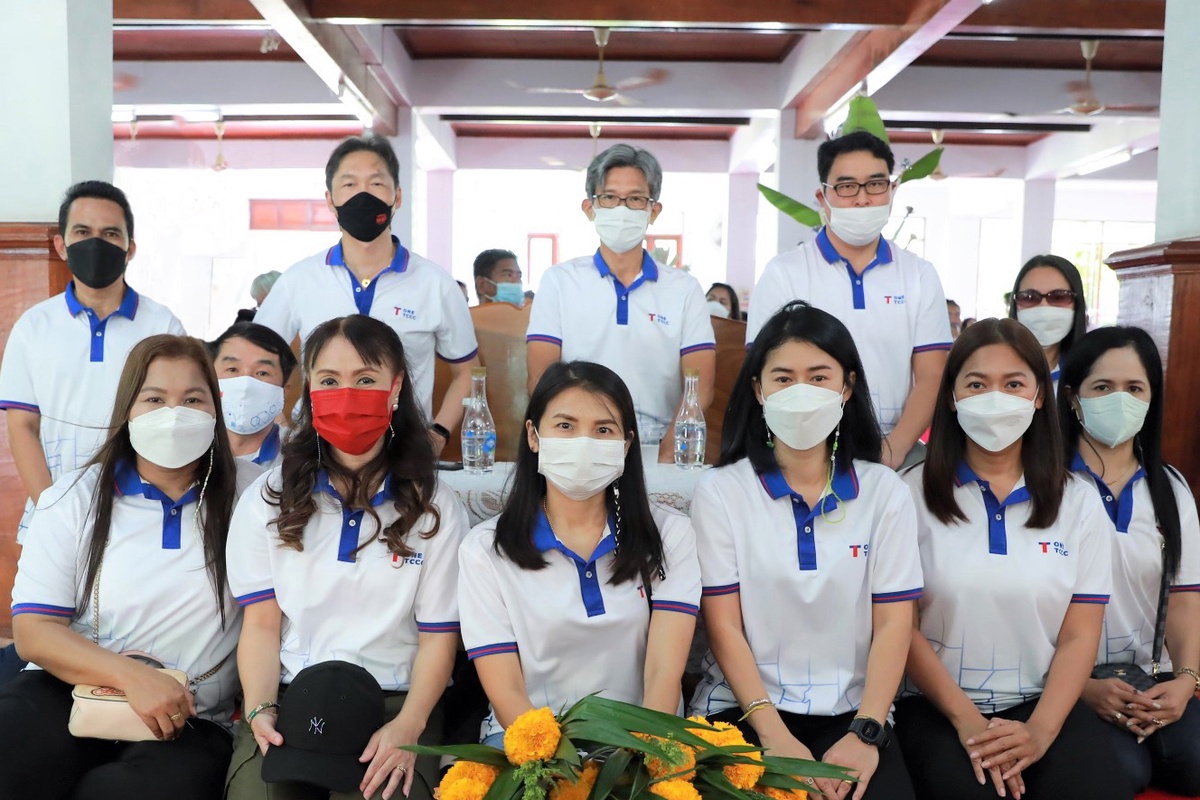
0, 126, 1194, 800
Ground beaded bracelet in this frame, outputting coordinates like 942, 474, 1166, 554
246, 701, 279, 723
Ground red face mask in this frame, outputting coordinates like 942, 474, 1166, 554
310, 387, 394, 455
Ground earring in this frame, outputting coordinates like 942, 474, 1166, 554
763, 411, 774, 449
389, 420, 396, 439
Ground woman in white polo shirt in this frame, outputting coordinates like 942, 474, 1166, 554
1059, 326, 1200, 796
1007, 255, 1088, 391
209, 321, 298, 476
894, 318, 1130, 800
225, 315, 467, 800
459, 360, 701, 744
0, 334, 243, 800
689, 300, 921, 800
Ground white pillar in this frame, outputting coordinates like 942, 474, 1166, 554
775, 109, 823, 254
389, 109, 416, 247
725, 172, 760, 294
1021, 179, 1056, 261
1155, 0, 1200, 240
424, 170, 455, 272
0, 0, 113, 221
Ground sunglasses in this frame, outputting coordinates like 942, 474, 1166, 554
1014, 289, 1076, 309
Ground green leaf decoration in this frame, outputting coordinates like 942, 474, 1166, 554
756, 184, 822, 229
484, 767, 524, 800
400, 742, 511, 768
589, 747, 633, 800
555, 734, 582, 768
900, 147, 944, 183
842, 94, 889, 144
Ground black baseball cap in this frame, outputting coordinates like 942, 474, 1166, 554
261, 661, 385, 791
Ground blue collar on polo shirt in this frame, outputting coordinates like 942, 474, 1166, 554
314, 469, 393, 563
815, 227, 893, 311
532, 508, 619, 618
592, 248, 658, 326
65, 281, 140, 363
113, 459, 200, 550
954, 461, 1032, 555
252, 424, 282, 466
758, 463, 861, 571
327, 235, 410, 316
1070, 451, 1145, 533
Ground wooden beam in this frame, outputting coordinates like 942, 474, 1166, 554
114, 0, 264, 22
958, 0, 1165, 36
789, 0, 985, 138
308, 0, 919, 28
248, 0, 401, 134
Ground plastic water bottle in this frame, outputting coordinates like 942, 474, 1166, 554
673, 368, 706, 469
461, 367, 496, 474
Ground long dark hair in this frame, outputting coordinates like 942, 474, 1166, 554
79, 335, 238, 621
707, 282, 742, 321
268, 315, 439, 557
720, 300, 882, 472
493, 361, 664, 586
1058, 326, 1181, 577
923, 318, 1066, 527
1008, 254, 1088, 358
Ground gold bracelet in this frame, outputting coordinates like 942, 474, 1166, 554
1177, 667, 1200, 686
739, 698, 774, 721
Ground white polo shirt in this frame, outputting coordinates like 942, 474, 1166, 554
11, 460, 243, 725
526, 250, 715, 442
689, 459, 923, 718
255, 236, 478, 417
746, 230, 952, 433
227, 468, 467, 690
460, 502, 701, 739
903, 463, 1113, 713
0, 283, 185, 541
236, 424, 283, 480
1071, 455, 1200, 673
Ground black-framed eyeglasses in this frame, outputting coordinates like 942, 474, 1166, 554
592, 193, 655, 210
1014, 289, 1076, 309
823, 179, 893, 198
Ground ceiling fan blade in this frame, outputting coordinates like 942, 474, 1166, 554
524, 87, 590, 95
615, 68, 670, 93
1101, 104, 1160, 113
614, 94, 642, 106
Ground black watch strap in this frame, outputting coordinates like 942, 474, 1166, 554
848, 715, 889, 749
430, 422, 450, 440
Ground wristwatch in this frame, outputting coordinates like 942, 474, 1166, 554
848, 715, 889, 749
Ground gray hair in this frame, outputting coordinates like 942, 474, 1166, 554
250, 270, 282, 305
584, 144, 663, 200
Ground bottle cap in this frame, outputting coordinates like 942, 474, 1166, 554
471, 367, 487, 378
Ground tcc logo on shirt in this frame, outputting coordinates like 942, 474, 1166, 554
1037, 541, 1069, 556
391, 551, 424, 569
393, 307, 417, 320
647, 313, 670, 326
848, 544, 870, 558
883, 295, 906, 305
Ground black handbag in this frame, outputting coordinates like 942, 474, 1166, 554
1091, 539, 1168, 691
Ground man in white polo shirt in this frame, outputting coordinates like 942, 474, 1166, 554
526, 144, 715, 462
0, 181, 185, 543
256, 135, 479, 455
747, 131, 952, 468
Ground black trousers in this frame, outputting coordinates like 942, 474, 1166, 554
710, 707, 917, 800
0, 670, 233, 800
893, 696, 1135, 800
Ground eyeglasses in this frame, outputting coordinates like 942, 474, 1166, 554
592, 193, 655, 210
823, 179, 893, 198
1014, 289, 1077, 309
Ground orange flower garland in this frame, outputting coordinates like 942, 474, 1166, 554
504, 707, 562, 765
649, 778, 703, 800
551, 760, 601, 800
436, 760, 501, 800
686, 717, 765, 789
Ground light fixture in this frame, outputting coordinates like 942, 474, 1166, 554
111, 106, 136, 124
1075, 149, 1132, 176
177, 106, 223, 124
338, 79, 375, 127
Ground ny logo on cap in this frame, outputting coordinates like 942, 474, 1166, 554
309, 717, 325, 735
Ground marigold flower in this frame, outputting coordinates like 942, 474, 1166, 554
757, 785, 808, 800
724, 749, 765, 790
552, 760, 601, 800
439, 777, 491, 800
440, 760, 500, 790
649, 778, 703, 800
683, 717, 763, 788
635, 733, 697, 780
504, 707, 562, 765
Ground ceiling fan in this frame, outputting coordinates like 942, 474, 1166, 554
541, 123, 603, 169
925, 130, 1006, 180
1053, 40, 1158, 116
511, 28, 669, 105
212, 120, 230, 171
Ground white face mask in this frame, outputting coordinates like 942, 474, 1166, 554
823, 196, 892, 247
536, 432, 626, 501
219, 375, 285, 435
1016, 306, 1075, 348
706, 299, 731, 318
954, 391, 1036, 453
128, 406, 216, 469
1078, 392, 1150, 448
762, 383, 845, 451
593, 205, 651, 254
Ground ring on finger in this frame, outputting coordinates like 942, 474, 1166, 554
1114, 711, 1124, 722
169, 712, 183, 721
1153, 718, 1165, 727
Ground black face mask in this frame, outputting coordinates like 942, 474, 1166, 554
335, 191, 394, 242
66, 238, 128, 289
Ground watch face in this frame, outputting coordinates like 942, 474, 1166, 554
860, 719, 882, 739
